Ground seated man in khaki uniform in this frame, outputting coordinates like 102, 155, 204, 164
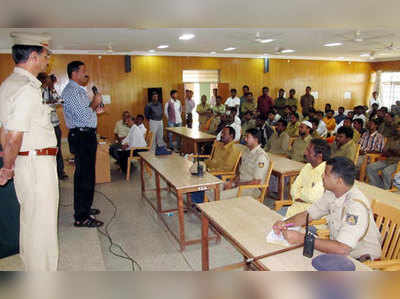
331, 126, 357, 161
286, 113, 300, 137
273, 157, 382, 261
283, 138, 330, 218
208, 128, 270, 201
240, 111, 256, 142
266, 119, 290, 155
204, 126, 240, 172
288, 120, 313, 162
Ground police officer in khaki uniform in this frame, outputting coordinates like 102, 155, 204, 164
0, 32, 59, 271
273, 157, 381, 261
217, 128, 270, 200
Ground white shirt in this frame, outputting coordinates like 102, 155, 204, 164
210, 95, 217, 106
164, 98, 182, 124
185, 98, 195, 114
225, 96, 240, 108
138, 123, 147, 136
122, 124, 147, 149
369, 97, 379, 107
216, 116, 241, 142
317, 120, 328, 137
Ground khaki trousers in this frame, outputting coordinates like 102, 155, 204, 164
14, 154, 59, 271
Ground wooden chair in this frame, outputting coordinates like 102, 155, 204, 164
191, 141, 242, 182
237, 159, 273, 203
359, 152, 383, 182
364, 200, 400, 270
126, 131, 153, 181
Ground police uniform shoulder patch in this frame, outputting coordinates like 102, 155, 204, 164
345, 213, 358, 225
258, 162, 264, 168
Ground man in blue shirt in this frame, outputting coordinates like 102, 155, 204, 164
62, 61, 103, 227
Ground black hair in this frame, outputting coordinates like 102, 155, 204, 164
380, 106, 388, 113
49, 74, 57, 82
310, 138, 331, 161
370, 119, 380, 127
289, 89, 295, 93
386, 112, 395, 118
216, 95, 222, 100
246, 92, 253, 96
310, 118, 320, 127
151, 91, 158, 96
230, 107, 238, 114
352, 118, 363, 127
277, 119, 288, 127
337, 126, 354, 139
170, 89, 178, 96
326, 157, 356, 186
243, 85, 249, 89
268, 110, 276, 115
224, 126, 236, 140
327, 109, 334, 114
372, 103, 379, 108
37, 72, 48, 83
230, 88, 237, 93
246, 128, 261, 144
11, 44, 44, 64
306, 86, 311, 90
325, 103, 332, 107
339, 106, 345, 111
279, 88, 285, 92
67, 61, 85, 79
136, 114, 144, 120
316, 110, 324, 116
262, 86, 269, 92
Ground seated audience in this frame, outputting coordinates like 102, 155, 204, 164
255, 117, 274, 148
310, 118, 322, 138
110, 111, 131, 160
240, 111, 256, 142
288, 120, 313, 162
367, 124, 400, 189
115, 116, 147, 173
357, 119, 385, 168
273, 157, 382, 261
315, 111, 328, 137
331, 126, 357, 161
266, 119, 290, 155
216, 108, 241, 142
286, 112, 300, 137
378, 112, 396, 138
352, 118, 366, 143
367, 103, 379, 120
353, 105, 368, 128
323, 109, 336, 132
285, 138, 330, 217
334, 106, 346, 124
205, 127, 241, 172
266, 109, 280, 126
391, 100, 400, 116
214, 129, 270, 200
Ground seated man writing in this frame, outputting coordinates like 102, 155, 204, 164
116, 116, 147, 173
272, 157, 382, 261
218, 128, 270, 200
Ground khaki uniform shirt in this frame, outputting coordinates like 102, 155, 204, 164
240, 101, 257, 115
331, 139, 357, 162
196, 103, 212, 125
241, 119, 256, 138
286, 121, 300, 137
239, 145, 270, 183
114, 119, 130, 138
308, 186, 382, 259
287, 162, 326, 218
379, 122, 394, 138
266, 131, 290, 155
0, 67, 56, 151
205, 141, 240, 172
300, 94, 315, 114
289, 134, 312, 162
287, 97, 297, 108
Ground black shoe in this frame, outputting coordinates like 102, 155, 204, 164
74, 216, 104, 228
89, 208, 101, 216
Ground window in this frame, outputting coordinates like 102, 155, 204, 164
379, 72, 400, 108
182, 70, 219, 83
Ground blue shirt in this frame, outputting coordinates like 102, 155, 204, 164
62, 80, 97, 129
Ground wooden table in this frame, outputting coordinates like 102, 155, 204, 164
165, 127, 216, 154
270, 154, 305, 210
356, 181, 400, 210
139, 151, 223, 251
95, 142, 111, 184
198, 197, 371, 271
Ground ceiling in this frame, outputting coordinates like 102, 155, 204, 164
1, 0, 400, 61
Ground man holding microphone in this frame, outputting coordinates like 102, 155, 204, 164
62, 61, 104, 228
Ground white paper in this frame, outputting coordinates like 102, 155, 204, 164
102, 94, 111, 105
310, 91, 319, 100
266, 227, 301, 247
344, 91, 352, 100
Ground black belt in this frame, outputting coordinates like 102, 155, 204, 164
70, 127, 96, 133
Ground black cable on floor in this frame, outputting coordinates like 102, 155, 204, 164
94, 190, 142, 271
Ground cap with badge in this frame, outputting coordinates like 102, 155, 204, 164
301, 120, 313, 129
10, 32, 51, 50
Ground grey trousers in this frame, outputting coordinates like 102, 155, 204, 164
366, 160, 397, 189
149, 119, 165, 150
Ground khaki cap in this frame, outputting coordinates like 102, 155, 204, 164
10, 32, 51, 50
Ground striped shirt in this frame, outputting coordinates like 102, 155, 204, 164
62, 80, 97, 129
358, 130, 384, 152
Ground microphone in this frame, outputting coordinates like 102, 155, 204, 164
92, 86, 104, 108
